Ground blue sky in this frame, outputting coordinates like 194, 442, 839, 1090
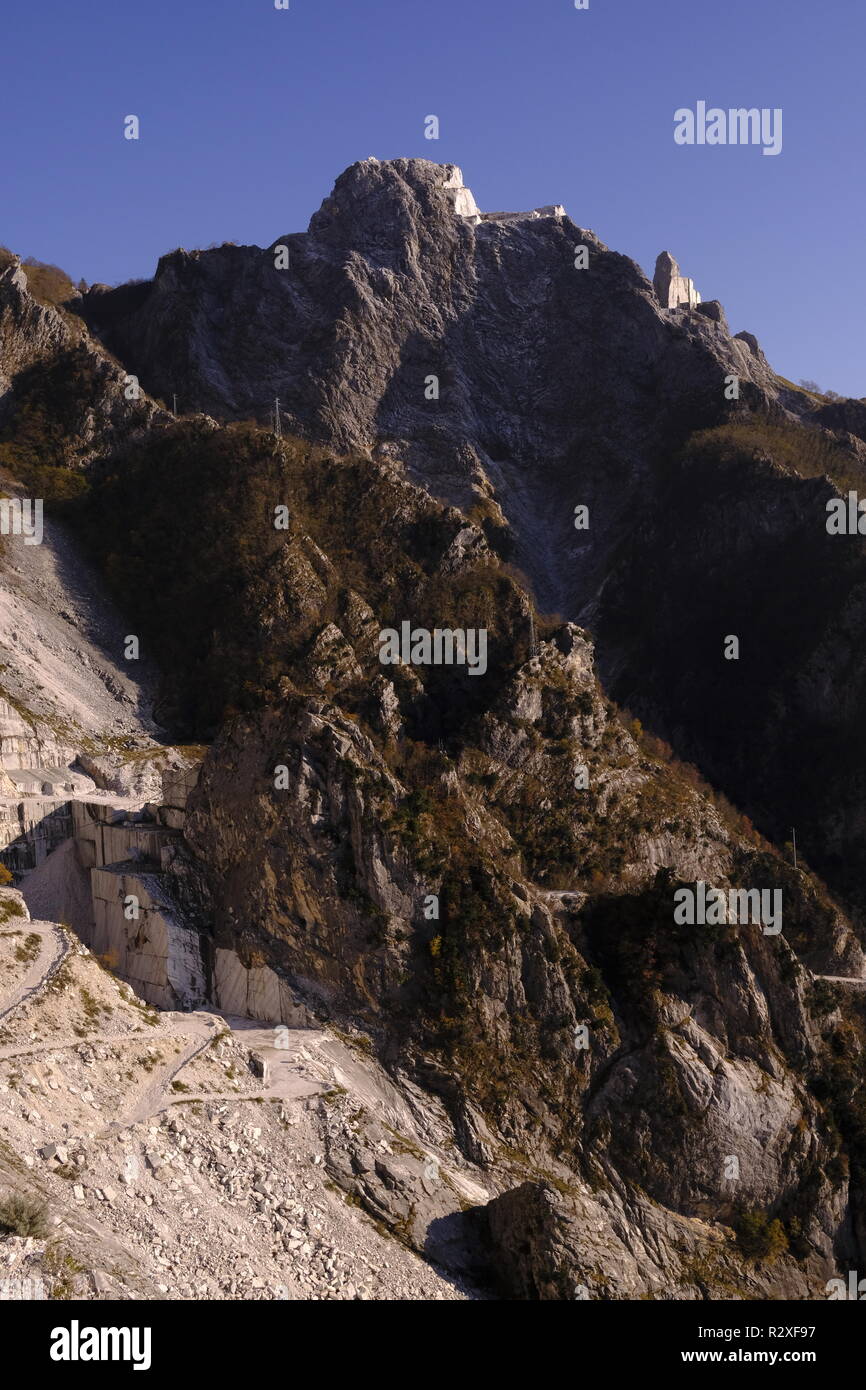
2, 0, 863, 394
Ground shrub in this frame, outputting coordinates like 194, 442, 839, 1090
682, 418, 860, 496
20, 257, 75, 307
809, 979, 839, 1017
733, 1210, 789, 1261
0, 345, 102, 485
0, 864, 13, 885
0, 1190, 49, 1238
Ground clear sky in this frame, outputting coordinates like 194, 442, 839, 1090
2, 0, 863, 395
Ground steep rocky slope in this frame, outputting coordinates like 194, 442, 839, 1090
62, 415, 866, 1298
72, 160, 866, 931
2, 159, 866, 1300
78, 158, 787, 617
0, 254, 164, 482
0, 896, 477, 1301
594, 421, 866, 919
0, 474, 159, 746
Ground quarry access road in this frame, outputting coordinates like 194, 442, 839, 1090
99, 1012, 221, 1135
0, 920, 70, 1028
97, 1013, 325, 1134
813, 973, 866, 988
118, 1014, 325, 1124
0, 919, 325, 1134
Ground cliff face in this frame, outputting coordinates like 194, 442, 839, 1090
76, 419, 858, 1299
593, 424, 866, 919
76, 159, 866, 924
0, 257, 164, 476
18, 395, 851, 1296
79, 157, 782, 620
3, 159, 866, 1299
178, 514, 864, 1297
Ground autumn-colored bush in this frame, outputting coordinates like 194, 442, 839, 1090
21, 256, 76, 306
0, 347, 102, 484
0, 1191, 48, 1238
682, 418, 860, 495
733, 1210, 789, 1262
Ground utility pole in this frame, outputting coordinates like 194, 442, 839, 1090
791, 827, 797, 870
273, 397, 282, 440
529, 611, 537, 659
172, 393, 178, 416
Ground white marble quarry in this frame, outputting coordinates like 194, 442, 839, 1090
0, 698, 80, 775
89, 865, 206, 1010
0, 797, 74, 871
668, 274, 701, 308
441, 166, 481, 220
70, 801, 178, 870
3, 765, 95, 796
653, 250, 701, 309
5, 784, 307, 1027
213, 947, 309, 1026
482, 205, 566, 223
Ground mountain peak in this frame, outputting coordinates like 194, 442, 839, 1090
306, 157, 483, 248
309, 157, 573, 247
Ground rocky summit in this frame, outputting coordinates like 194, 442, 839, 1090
1, 158, 866, 1303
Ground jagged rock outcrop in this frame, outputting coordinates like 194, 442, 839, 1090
653, 250, 701, 309
478, 1177, 843, 1300
179, 601, 863, 1292
4, 157, 866, 1300
78, 158, 780, 616
0, 256, 165, 469
63, 161, 866, 897
132, 440, 860, 1293
21, 363, 853, 1296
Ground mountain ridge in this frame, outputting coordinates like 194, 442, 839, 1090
2, 158, 866, 1300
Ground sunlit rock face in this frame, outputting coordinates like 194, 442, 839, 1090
79, 157, 777, 625
653, 249, 702, 308
5, 157, 866, 1299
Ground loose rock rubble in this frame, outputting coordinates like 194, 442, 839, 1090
0, 913, 476, 1300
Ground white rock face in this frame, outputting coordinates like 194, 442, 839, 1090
482, 205, 566, 223
213, 948, 309, 1026
62, 800, 206, 1007
0, 493, 160, 749
14, 789, 306, 1022
0, 700, 82, 780
653, 250, 701, 308
89, 865, 205, 1009
440, 166, 567, 224
0, 796, 74, 871
70, 800, 177, 870
9, 799, 207, 1010
441, 165, 480, 219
